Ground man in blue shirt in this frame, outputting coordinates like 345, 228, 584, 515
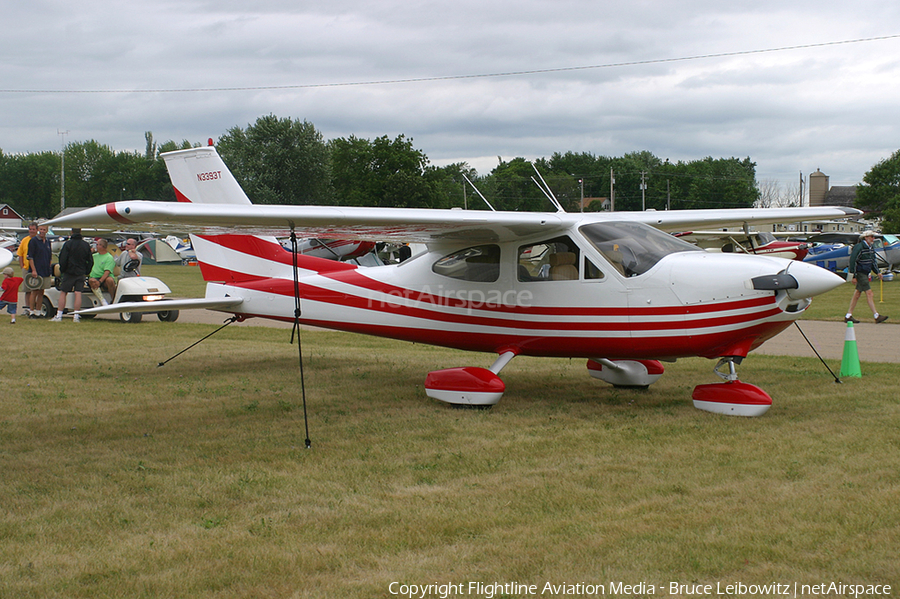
845, 231, 888, 324
26, 223, 52, 318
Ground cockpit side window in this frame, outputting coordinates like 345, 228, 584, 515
579, 222, 701, 277
432, 244, 501, 282
584, 257, 605, 280
517, 236, 580, 282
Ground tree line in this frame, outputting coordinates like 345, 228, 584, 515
3, 114, 896, 228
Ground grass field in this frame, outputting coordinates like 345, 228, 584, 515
3, 264, 899, 597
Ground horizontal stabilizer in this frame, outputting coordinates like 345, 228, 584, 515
75, 297, 244, 316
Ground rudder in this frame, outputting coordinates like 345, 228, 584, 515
162, 146, 252, 205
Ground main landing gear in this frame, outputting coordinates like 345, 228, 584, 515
424, 352, 771, 417
424, 351, 516, 407
691, 357, 772, 417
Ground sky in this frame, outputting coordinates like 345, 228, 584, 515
3, 0, 900, 194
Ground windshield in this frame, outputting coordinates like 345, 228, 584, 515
579, 221, 701, 277
756, 231, 776, 245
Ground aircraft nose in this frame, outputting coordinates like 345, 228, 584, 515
786, 260, 847, 300
751, 260, 846, 300
781, 261, 847, 300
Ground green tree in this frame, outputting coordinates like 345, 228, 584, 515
483, 157, 552, 212
63, 140, 120, 207
330, 134, 439, 208
856, 149, 900, 232
426, 162, 478, 209
217, 115, 332, 205
0, 151, 59, 218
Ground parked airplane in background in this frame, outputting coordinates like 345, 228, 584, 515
47, 145, 859, 417
674, 229, 809, 260
283, 237, 376, 261
804, 232, 900, 272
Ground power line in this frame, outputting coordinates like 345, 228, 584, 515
2, 34, 898, 95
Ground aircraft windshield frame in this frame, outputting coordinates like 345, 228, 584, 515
756, 231, 776, 245
579, 221, 702, 277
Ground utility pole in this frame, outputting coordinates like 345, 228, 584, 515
609, 168, 615, 212
640, 171, 647, 211
58, 129, 69, 212
666, 179, 671, 210
579, 178, 584, 212
799, 171, 805, 207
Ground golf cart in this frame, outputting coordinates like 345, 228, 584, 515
42, 264, 179, 323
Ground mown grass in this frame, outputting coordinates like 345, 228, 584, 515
2, 312, 899, 597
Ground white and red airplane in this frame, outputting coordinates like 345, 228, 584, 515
287, 237, 376, 261
47, 145, 859, 416
674, 230, 809, 261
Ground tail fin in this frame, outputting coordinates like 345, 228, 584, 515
163, 145, 281, 283
160, 144, 349, 284
161, 146, 252, 205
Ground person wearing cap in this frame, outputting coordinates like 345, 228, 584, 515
51, 228, 94, 322
1, 266, 24, 324
26, 223, 52, 318
845, 230, 888, 324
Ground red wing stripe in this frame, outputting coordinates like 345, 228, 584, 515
106, 203, 135, 225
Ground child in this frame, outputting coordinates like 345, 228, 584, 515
1, 266, 24, 324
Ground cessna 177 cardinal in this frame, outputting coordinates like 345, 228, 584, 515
47, 145, 860, 416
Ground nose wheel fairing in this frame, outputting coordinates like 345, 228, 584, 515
692, 381, 772, 417
691, 357, 772, 417
586, 359, 665, 388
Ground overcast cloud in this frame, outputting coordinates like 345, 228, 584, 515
3, 0, 900, 190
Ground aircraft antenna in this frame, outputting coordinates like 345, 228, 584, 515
531, 163, 566, 212
462, 174, 495, 211
289, 228, 313, 449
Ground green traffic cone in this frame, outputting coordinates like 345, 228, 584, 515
840, 321, 861, 378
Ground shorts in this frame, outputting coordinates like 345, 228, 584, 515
854, 273, 871, 292
59, 273, 87, 293
0, 300, 16, 315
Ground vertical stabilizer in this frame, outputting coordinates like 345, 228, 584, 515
159, 144, 348, 285
162, 145, 281, 283
161, 146, 252, 205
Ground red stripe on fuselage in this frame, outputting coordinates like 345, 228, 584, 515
236, 312, 791, 359
196, 235, 357, 275
321, 268, 775, 317
228, 276, 782, 333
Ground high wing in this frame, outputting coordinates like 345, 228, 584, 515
46, 200, 862, 245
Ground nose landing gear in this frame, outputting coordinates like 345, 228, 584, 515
692, 357, 772, 417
